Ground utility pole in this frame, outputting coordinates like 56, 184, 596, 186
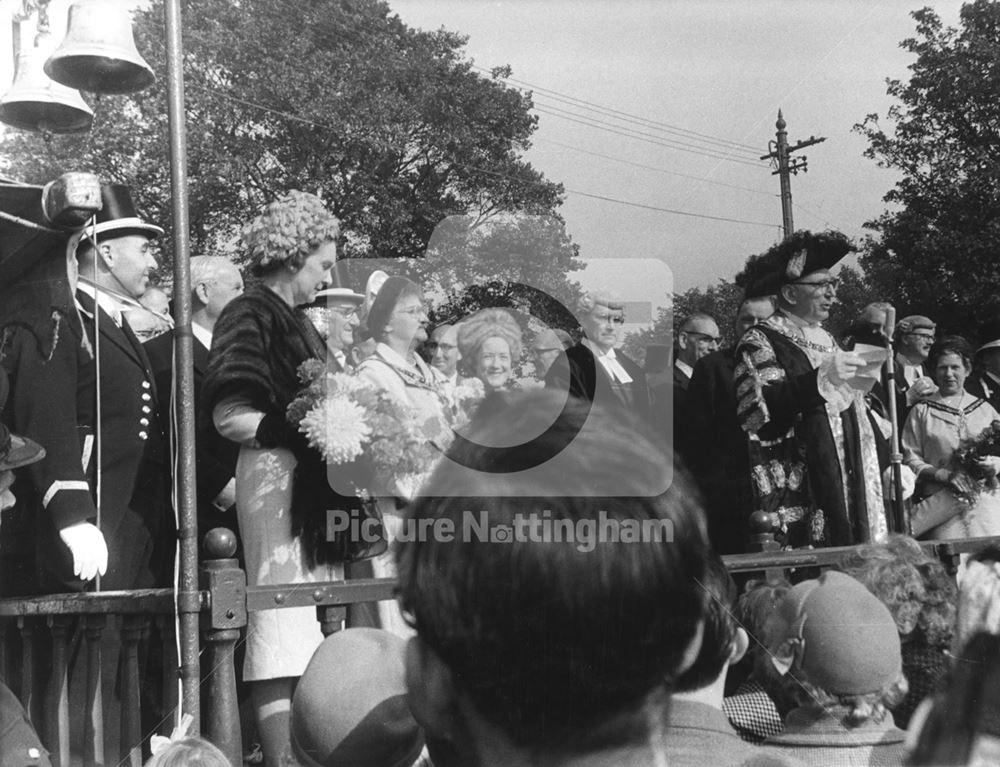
760, 110, 826, 238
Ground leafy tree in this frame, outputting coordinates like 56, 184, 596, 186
0, 0, 566, 288
855, 0, 1000, 338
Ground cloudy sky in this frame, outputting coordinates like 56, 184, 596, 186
394, 1, 966, 292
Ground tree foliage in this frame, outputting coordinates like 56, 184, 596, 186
0, 0, 566, 288
855, 0, 1000, 337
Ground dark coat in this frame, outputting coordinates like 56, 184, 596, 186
545, 342, 650, 422
686, 348, 755, 554
2, 291, 168, 592
144, 329, 240, 549
966, 371, 1000, 414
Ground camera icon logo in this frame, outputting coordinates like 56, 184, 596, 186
489, 524, 514, 544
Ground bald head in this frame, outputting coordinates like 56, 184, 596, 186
677, 313, 719, 366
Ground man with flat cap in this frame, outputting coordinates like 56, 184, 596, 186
4, 183, 168, 592
891, 314, 938, 420
966, 316, 1000, 412
734, 231, 890, 548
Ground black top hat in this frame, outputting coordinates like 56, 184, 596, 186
738, 230, 854, 299
0, 368, 44, 471
84, 183, 163, 242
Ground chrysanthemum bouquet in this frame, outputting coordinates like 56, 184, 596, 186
287, 360, 459, 498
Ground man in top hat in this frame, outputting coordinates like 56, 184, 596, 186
3, 182, 168, 592
545, 290, 650, 421
966, 316, 1000, 412
734, 231, 890, 549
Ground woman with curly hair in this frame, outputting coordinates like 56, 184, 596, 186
457, 308, 523, 393
838, 534, 957, 728
903, 335, 1000, 539
203, 190, 341, 765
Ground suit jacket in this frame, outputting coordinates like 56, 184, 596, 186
545, 342, 650, 422
966, 371, 1000, 413
686, 348, 755, 553
3, 291, 168, 591
144, 330, 240, 548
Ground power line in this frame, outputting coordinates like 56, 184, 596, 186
188, 82, 776, 229
534, 137, 775, 197
474, 65, 761, 153
532, 105, 764, 168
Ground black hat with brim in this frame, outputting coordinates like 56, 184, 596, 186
83, 183, 163, 242
738, 230, 855, 299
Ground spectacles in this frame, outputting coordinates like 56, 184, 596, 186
904, 332, 935, 341
593, 312, 626, 325
329, 306, 359, 318
395, 305, 427, 317
790, 279, 839, 293
682, 331, 720, 345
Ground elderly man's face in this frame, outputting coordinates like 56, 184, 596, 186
678, 317, 720, 365
784, 268, 837, 324
429, 326, 460, 378
202, 263, 244, 321
899, 327, 935, 362
581, 302, 624, 353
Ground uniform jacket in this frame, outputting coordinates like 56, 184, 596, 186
966, 370, 1000, 413
3, 291, 167, 591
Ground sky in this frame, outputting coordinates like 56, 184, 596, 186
392, 0, 966, 292
0, 0, 967, 300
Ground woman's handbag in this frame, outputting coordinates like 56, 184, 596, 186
910, 487, 964, 537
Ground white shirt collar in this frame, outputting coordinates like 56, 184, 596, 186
77, 281, 133, 326
582, 338, 633, 384
674, 359, 693, 379
191, 322, 213, 350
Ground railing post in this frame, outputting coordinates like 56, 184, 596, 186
83, 615, 106, 767
201, 528, 246, 767
46, 615, 72, 767
120, 615, 145, 767
747, 511, 784, 581
17, 617, 34, 724
317, 604, 347, 637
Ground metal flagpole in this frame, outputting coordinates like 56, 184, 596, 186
163, 0, 200, 731
884, 307, 909, 534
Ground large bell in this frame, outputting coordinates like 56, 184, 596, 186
0, 45, 93, 134
44, 0, 154, 95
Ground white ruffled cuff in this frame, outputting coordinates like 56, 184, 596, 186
817, 355, 853, 412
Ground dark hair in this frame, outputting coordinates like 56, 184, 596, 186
396, 391, 708, 752
673, 550, 736, 693
927, 335, 974, 375
908, 632, 1000, 766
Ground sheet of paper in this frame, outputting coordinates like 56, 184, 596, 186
849, 343, 889, 393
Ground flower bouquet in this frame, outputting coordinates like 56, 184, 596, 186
287, 359, 459, 499
950, 419, 1000, 504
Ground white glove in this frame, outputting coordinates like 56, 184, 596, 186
58, 522, 108, 582
826, 351, 864, 387
906, 375, 938, 406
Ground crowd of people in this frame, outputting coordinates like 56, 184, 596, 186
1, 184, 1000, 766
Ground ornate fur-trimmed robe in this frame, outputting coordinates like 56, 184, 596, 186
734, 312, 889, 547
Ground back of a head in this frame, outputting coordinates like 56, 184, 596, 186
144, 737, 229, 767
397, 390, 708, 751
908, 631, 1000, 766
673, 550, 736, 693
954, 545, 1000, 655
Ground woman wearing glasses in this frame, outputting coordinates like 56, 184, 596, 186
203, 190, 344, 766
356, 275, 451, 635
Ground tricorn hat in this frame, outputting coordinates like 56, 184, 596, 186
0, 368, 44, 471
83, 183, 163, 242
978, 316, 1000, 353
737, 230, 854, 299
